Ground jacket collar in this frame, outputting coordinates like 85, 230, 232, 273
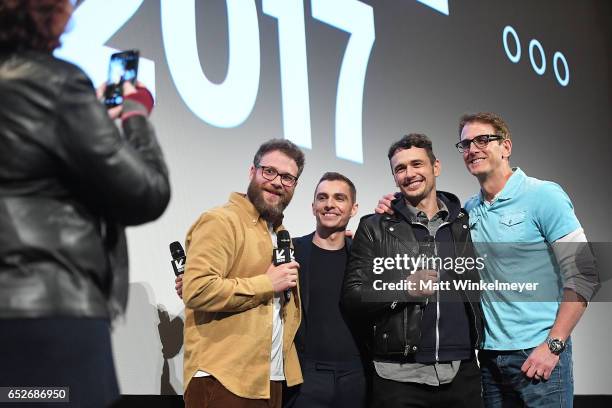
228, 192, 285, 231
391, 190, 462, 223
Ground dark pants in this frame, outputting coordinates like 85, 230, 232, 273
285, 358, 367, 408
185, 376, 282, 408
0, 318, 119, 408
371, 359, 483, 408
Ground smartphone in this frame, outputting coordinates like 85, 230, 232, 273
103, 50, 139, 108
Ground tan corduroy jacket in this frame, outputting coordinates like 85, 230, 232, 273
182, 192, 302, 398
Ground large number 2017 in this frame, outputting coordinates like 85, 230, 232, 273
56, 1, 452, 163
58, 0, 377, 163
161, 0, 375, 163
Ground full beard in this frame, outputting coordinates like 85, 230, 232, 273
247, 180, 292, 225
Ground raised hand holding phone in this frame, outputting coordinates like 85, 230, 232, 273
97, 81, 138, 120
103, 49, 139, 108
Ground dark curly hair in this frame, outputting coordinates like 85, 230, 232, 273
0, 0, 70, 53
387, 133, 436, 164
253, 138, 306, 178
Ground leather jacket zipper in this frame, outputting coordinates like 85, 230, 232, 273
433, 221, 449, 362
408, 220, 438, 360
462, 284, 482, 347
455, 218, 482, 348
404, 220, 429, 358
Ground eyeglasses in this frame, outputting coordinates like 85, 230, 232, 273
455, 134, 504, 153
257, 165, 298, 187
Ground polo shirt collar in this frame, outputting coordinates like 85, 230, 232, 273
478, 167, 525, 204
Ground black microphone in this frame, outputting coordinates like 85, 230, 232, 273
273, 230, 294, 301
169, 241, 186, 276
419, 235, 436, 258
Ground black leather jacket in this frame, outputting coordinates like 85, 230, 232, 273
0, 51, 170, 319
341, 193, 483, 361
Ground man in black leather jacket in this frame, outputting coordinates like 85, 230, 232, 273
341, 134, 483, 407
0, 1, 170, 407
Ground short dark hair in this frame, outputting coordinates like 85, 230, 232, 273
315, 172, 357, 203
387, 133, 436, 164
253, 139, 305, 177
458, 112, 511, 141
0, 0, 68, 53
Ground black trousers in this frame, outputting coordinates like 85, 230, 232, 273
0, 318, 119, 408
285, 358, 367, 408
371, 358, 483, 408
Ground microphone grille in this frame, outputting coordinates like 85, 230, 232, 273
277, 230, 291, 248
169, 241, 185, 257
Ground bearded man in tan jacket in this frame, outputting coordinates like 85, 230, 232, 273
182, 139, 305, 408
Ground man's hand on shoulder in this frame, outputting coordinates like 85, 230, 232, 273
266, 260, 300, 292
375, 193, 396, 215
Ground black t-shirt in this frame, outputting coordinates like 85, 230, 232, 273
304, 243, 361, 362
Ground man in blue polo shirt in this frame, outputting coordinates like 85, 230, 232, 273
457, 112, 599, 407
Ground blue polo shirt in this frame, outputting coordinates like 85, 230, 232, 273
465, 168, 580, 350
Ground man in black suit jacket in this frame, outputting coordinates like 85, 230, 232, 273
285, 172, 367, 408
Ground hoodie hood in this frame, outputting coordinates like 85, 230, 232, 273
391, 190, 462, 223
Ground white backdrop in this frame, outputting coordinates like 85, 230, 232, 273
56, 0, 612, 394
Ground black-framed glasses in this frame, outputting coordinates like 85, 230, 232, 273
455, 134, 504, 153
257, 165, 298, 187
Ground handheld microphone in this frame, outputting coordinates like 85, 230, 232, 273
273, 230, 294, 301
419, 235, 436, 258
169, 241, 186, 276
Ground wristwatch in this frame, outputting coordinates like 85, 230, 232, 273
545, 337, 566, 355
